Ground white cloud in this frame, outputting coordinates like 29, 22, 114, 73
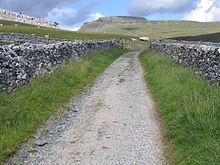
184, 0, 220, 22
128, 0, 196, 16
0, 0, 81, 17
61, 2, 96, 25
47, 7, 75, 18
88, 12, 104, 21
47, 3, 101, 27
68, 12, 104, 31
58, 24, 79, 31
49, 11, 103, 31
72, 27, 80, 31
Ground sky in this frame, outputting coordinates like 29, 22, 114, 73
0, 0, 220, 30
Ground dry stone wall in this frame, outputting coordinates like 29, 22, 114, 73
0, 32, 68, 44
151, 39, 220, 85
0, 40, 120, 92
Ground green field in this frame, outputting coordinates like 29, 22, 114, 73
0, 20, 131, 40
0, 47, 127, 163
140, 49, 220, 164
79, 17, 220, 39
171, 32, 220, 43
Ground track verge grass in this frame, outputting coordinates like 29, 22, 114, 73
139, 49, 220, 165
0, 47, 127, 163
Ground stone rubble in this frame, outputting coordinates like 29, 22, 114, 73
151, 39, 220, 85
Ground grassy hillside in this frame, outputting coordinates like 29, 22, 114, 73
0, 20, 131, 40
140, 49, 220, 164
79, 17, 220, 39
171, 32, 220, 43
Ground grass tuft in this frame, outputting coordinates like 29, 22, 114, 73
140, 49, 220, 165
0, 47, 127, 163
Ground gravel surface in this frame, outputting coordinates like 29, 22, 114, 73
10, 52, 165, 165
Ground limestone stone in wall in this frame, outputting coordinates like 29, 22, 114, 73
151, 39, 220, 85
0, 40, 120, 92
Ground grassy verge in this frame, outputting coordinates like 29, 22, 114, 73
139, 49, 220, 165
0, 47, 127, 162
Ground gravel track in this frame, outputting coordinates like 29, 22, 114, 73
11, 52, 165, 165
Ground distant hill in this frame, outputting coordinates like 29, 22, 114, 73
80, 16, 147, 33
79, 16, 220, 39
0, 8, 57, 28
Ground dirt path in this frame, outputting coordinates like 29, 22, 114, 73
15, 52, 164, 164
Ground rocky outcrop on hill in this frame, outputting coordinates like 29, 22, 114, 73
0, 40, 120, 92
0, 8, 57, 28
98, 16, 147, 22
151, 39, 220, 85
